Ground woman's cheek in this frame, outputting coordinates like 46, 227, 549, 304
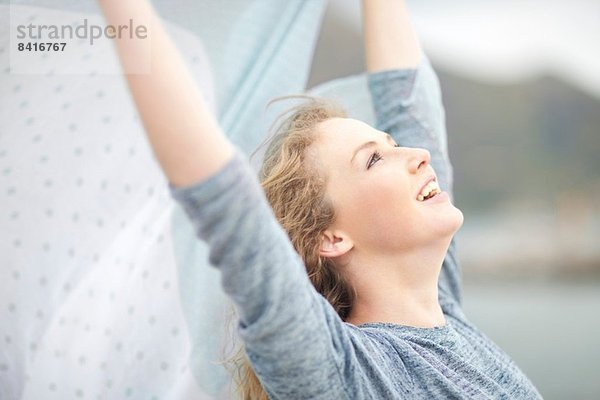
365, 185, 414, 236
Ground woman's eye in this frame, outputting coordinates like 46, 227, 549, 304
367, 151, 382, 169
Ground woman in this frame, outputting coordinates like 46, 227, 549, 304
99, 0, 543, 398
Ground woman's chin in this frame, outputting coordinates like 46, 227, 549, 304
453, 207, 465, 230
434, 206, 464, 237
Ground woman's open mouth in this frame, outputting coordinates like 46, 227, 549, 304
417, 179, 441, 201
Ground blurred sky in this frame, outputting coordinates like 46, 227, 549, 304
329, 0, 600, 98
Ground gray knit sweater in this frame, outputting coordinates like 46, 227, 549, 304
169, 56, 543, 399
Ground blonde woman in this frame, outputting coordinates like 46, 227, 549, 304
99, 0, 542, 398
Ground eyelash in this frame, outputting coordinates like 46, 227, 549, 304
367, 144, 400, 169
367, 151, 382, 169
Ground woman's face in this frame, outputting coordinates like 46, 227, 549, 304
312, 117, 463, 253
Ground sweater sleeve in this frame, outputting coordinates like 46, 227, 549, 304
168, 149, 356, 399
367, 53, 462, 305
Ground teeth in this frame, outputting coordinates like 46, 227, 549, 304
418, 180, 440, 201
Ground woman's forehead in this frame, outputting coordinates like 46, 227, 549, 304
311, 118, 388, 172
317, 118, 384, 144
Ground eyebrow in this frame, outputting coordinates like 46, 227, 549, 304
350, 134, 396, 165
350, 141, 377, 165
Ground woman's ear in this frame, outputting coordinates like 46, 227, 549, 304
319, 230, 353, 258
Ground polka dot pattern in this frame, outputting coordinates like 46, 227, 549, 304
0, 5, 221, 400
1, 1, 327, 399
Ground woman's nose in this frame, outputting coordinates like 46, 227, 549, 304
405, 147, 430, 174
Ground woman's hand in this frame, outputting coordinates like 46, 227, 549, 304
361, 0, 422, 72
97, 0, 234, 188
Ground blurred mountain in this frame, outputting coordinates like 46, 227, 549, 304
441, 71, 600, 214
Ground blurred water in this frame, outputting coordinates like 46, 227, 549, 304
463, 279, 600, 400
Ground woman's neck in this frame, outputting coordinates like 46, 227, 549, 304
344, 239, 450, 328
346, 287, 446, 328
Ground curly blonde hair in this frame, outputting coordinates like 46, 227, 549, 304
226, 96, 356, 400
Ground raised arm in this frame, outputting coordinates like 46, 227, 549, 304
362, 0, 462, 304
361, 0, 452, 192
99, 1, 371, 397
97, 0, 234, 188
362, 0, 421, 71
